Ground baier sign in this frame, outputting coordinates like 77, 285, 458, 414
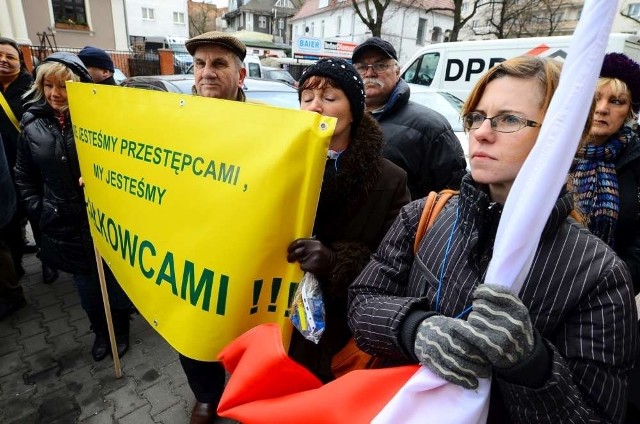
293, 36, 357, 60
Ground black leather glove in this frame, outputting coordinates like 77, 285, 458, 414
287, 238, 336, 276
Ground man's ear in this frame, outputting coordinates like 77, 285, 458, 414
238, 67, 247, 87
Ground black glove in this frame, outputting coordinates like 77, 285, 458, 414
465, 284, 535, 369
414, 315, 491, 390
287, 238, 336, 276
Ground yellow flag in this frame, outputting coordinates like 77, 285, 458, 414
67, 83, 334, 361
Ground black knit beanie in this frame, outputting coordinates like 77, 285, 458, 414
600, 52, 640, 113
298, 58, 366, 129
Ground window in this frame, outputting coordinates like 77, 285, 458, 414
337, 16, 342, 35
311, 22, 315, 36
258, 16, 267, 29
416, 18, 427, 46
472, 20, 479, 29
173, 12, 185, 24
52, 0, 88, 26
461, 2, 468, 12
629, 3, 640, 17
275, 0, 294, 7
553, 12, 564, 23
321, 20, 325, 38
142, 7, 155, 20
318, 0, 329, 8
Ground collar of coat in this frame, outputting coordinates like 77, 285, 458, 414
374, 78, 410, 120
457, 173, 574, 242
191, 85, 246, 102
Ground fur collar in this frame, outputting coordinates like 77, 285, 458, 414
314, 112, 384, 238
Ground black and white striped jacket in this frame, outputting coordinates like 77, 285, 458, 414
348, 175, 638, 423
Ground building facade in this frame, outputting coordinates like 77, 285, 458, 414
224, 0, 303, 45
290, 0, 454, 65
2, 0, 128, 50
458, 0, 640, 41
125, 0, 190, 42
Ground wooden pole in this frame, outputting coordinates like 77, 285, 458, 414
94, 246, 122, 378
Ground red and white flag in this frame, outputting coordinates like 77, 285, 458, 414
217, 0, 616, 422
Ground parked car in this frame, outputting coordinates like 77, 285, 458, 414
407, 83, 468, 166
263, 66, 298, 88
119, 75, 299, 109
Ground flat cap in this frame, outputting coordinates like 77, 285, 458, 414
185, 31, 246, 61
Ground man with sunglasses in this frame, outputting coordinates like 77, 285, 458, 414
352, 38, 467, 199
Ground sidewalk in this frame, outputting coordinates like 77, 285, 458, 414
0, 252, 236, 424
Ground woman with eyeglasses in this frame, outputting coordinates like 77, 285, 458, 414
569, 52, 640, 423
348, 56, 637, 423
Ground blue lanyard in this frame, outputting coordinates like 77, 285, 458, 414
434, 206, 473, 319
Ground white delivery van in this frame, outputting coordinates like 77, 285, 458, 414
244, 55, 265, 78
400, 33, 640, 101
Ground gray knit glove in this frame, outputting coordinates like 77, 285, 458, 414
466, 284, 535, 369
414, 315, 491, 390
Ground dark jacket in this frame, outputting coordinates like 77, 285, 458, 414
371, 79, 467, 199
289, 112, 411, 382
349, 175, 638, 423
14, 100, 95, 274
613, 134, 640, 294
0, 134, 16, 228
0, 71, 32, 173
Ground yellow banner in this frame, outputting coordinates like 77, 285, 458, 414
67, 83, 334, 361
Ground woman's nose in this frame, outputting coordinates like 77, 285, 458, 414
307, 98, 322, 113
594, 99, 609, 114
471, 118, 495, 143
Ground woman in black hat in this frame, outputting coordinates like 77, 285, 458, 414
14, 52, 133, 362
570, 52, 640, 423
286, 58, 410, 382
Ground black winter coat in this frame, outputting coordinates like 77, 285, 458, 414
372, 79, 467, 200
289, 113, 410, 382
15, 101, 95, 274
349, 175, 638, 423
0, 71, 32, 174
613, 135, 640, 294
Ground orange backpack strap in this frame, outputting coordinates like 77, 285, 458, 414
413, 189, 458, 255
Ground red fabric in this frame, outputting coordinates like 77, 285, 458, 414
217, 323, 419, 424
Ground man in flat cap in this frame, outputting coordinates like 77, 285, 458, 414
352, 37, 466, 199
181, 30, 247, 424
78, 46, 116, 85
186, 31, 247, 100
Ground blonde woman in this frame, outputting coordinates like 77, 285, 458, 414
15, 52, 133, 361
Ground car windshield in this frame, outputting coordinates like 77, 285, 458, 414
266, 69, 296, 84
245, 91, 299, 109
410, 91, 464, 132
169, 43, 189, 54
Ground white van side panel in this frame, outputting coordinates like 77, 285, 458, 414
402, 34, 640, 101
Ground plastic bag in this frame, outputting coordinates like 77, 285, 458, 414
290, 272, 325, 344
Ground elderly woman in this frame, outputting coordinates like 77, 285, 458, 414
348, 56, 638, 423
14, 52, 132, 362
0, 37, 35, 281
570, 52, 640, 423
287, 58, 410, 382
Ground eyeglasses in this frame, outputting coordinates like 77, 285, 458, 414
354, 62, 395, 74
462, 112, 541, 133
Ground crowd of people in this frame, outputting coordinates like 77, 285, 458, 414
0, 30, 639, 424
